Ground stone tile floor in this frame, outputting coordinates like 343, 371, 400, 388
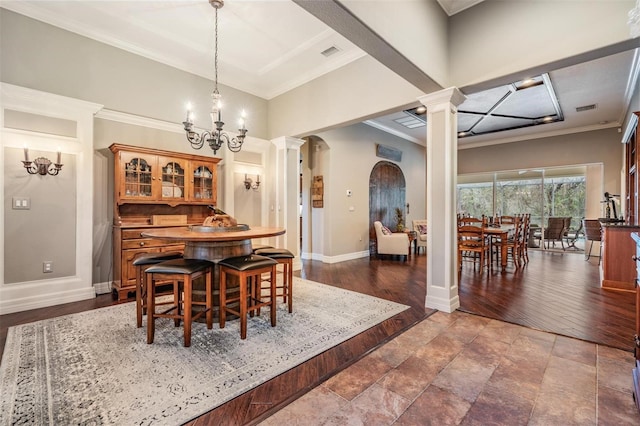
259, 311, 640, 425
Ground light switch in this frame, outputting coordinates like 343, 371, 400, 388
12, 197, 30, 210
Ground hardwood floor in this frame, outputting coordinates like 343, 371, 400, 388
0, 249, 635, 425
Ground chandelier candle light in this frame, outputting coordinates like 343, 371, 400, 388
183, 0, 248, 155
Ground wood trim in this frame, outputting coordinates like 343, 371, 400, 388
109, 143, 221, 165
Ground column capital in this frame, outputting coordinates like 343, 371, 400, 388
271, 136, 305, 150
418, 87, 466, 109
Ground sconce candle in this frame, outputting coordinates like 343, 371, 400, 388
243, 173, 261, 191
57, 148, 61, 164
23, 145, 29, 162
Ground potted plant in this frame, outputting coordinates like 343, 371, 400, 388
395, 207, 404, 232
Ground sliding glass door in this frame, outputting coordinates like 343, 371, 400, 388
457, 166, 586, 249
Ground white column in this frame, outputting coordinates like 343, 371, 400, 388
271, 136, 304, 270
419, 88, 466, 313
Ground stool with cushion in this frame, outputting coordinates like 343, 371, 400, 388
145, 258, 213, 347
133, 251, 183, 328
254, 248, 295, 313
251, 243, 274, 253
218, 254, 277, 339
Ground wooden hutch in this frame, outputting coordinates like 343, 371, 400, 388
110, 143, 220, 300
622, 112, 640, 409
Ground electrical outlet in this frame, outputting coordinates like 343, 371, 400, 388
43, 261, 53, 273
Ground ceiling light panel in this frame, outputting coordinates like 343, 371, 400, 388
395, 115, 425, 129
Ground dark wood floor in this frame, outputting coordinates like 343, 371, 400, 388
0, 249, 635, 425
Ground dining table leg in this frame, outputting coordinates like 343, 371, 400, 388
500, 234, 508, 272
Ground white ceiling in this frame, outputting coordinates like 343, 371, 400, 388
2, 0, 638, 148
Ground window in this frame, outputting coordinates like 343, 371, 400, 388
458, 167, 586, 241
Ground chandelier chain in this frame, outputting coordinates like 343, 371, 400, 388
182, 0, 247, 155
214, 6, 219, 94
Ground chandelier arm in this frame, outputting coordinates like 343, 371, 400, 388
227, 137, 244, 153
185, 130, 205, 150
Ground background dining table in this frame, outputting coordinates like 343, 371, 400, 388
483, 224, 514, 272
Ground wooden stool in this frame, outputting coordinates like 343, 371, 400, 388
133, 251, 183, 328
251, 244, 274, 253
145, 258, 213, 347
218, 254, 277, 339
254, 248, 294, 313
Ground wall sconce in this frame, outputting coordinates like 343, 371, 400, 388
22, 146, 63, 176
244, 174, 260, 191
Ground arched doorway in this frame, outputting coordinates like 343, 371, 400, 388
369, 161, 406, 254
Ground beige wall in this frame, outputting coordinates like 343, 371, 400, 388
449, 0, 636, 89
0, 9, 269, 140
268, 55, 425, 140
4, 147, 76, 283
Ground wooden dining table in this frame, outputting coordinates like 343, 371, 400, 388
483, 224, 514, 272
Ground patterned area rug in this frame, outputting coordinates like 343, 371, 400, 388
0, 278, 408, 425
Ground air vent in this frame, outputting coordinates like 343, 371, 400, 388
576, 104, 596, 112
320, 46, 340, 57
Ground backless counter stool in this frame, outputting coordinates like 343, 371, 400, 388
218, 254, 277, 339
254, 248, 294, 313
133, 251, 183, 328
145, 258, 213, 347
251, 243, 274, 253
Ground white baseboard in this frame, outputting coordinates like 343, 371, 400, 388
300, 250, 370, 264
0, 281, 96, 315
425, 294, 460, 313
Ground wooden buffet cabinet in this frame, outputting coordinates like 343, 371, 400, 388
600, 224, 640, 292
110, 143, 220, 300
630, 232, 640, 412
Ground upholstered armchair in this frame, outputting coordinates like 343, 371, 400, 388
373, 221, 409, 260
412, 220, 427, 254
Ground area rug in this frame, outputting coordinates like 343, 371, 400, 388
0, 278, 408, 425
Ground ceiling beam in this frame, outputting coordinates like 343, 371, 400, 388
293, 0, 442, 95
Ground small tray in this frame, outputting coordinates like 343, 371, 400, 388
189, 224, 250, 233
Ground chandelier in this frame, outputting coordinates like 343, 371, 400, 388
182, 0, 247, 155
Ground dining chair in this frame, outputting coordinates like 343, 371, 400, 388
502, 215, 523, 268
543, 217, 568, 250
583, 219, 602, 264
458, 215, 488, 227
520, 213, 531, 263
500, 215, 516, 225
563, 218, 584, 250
458, 225, 491, 273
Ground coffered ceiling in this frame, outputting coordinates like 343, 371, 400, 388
1, 0, 638, 148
